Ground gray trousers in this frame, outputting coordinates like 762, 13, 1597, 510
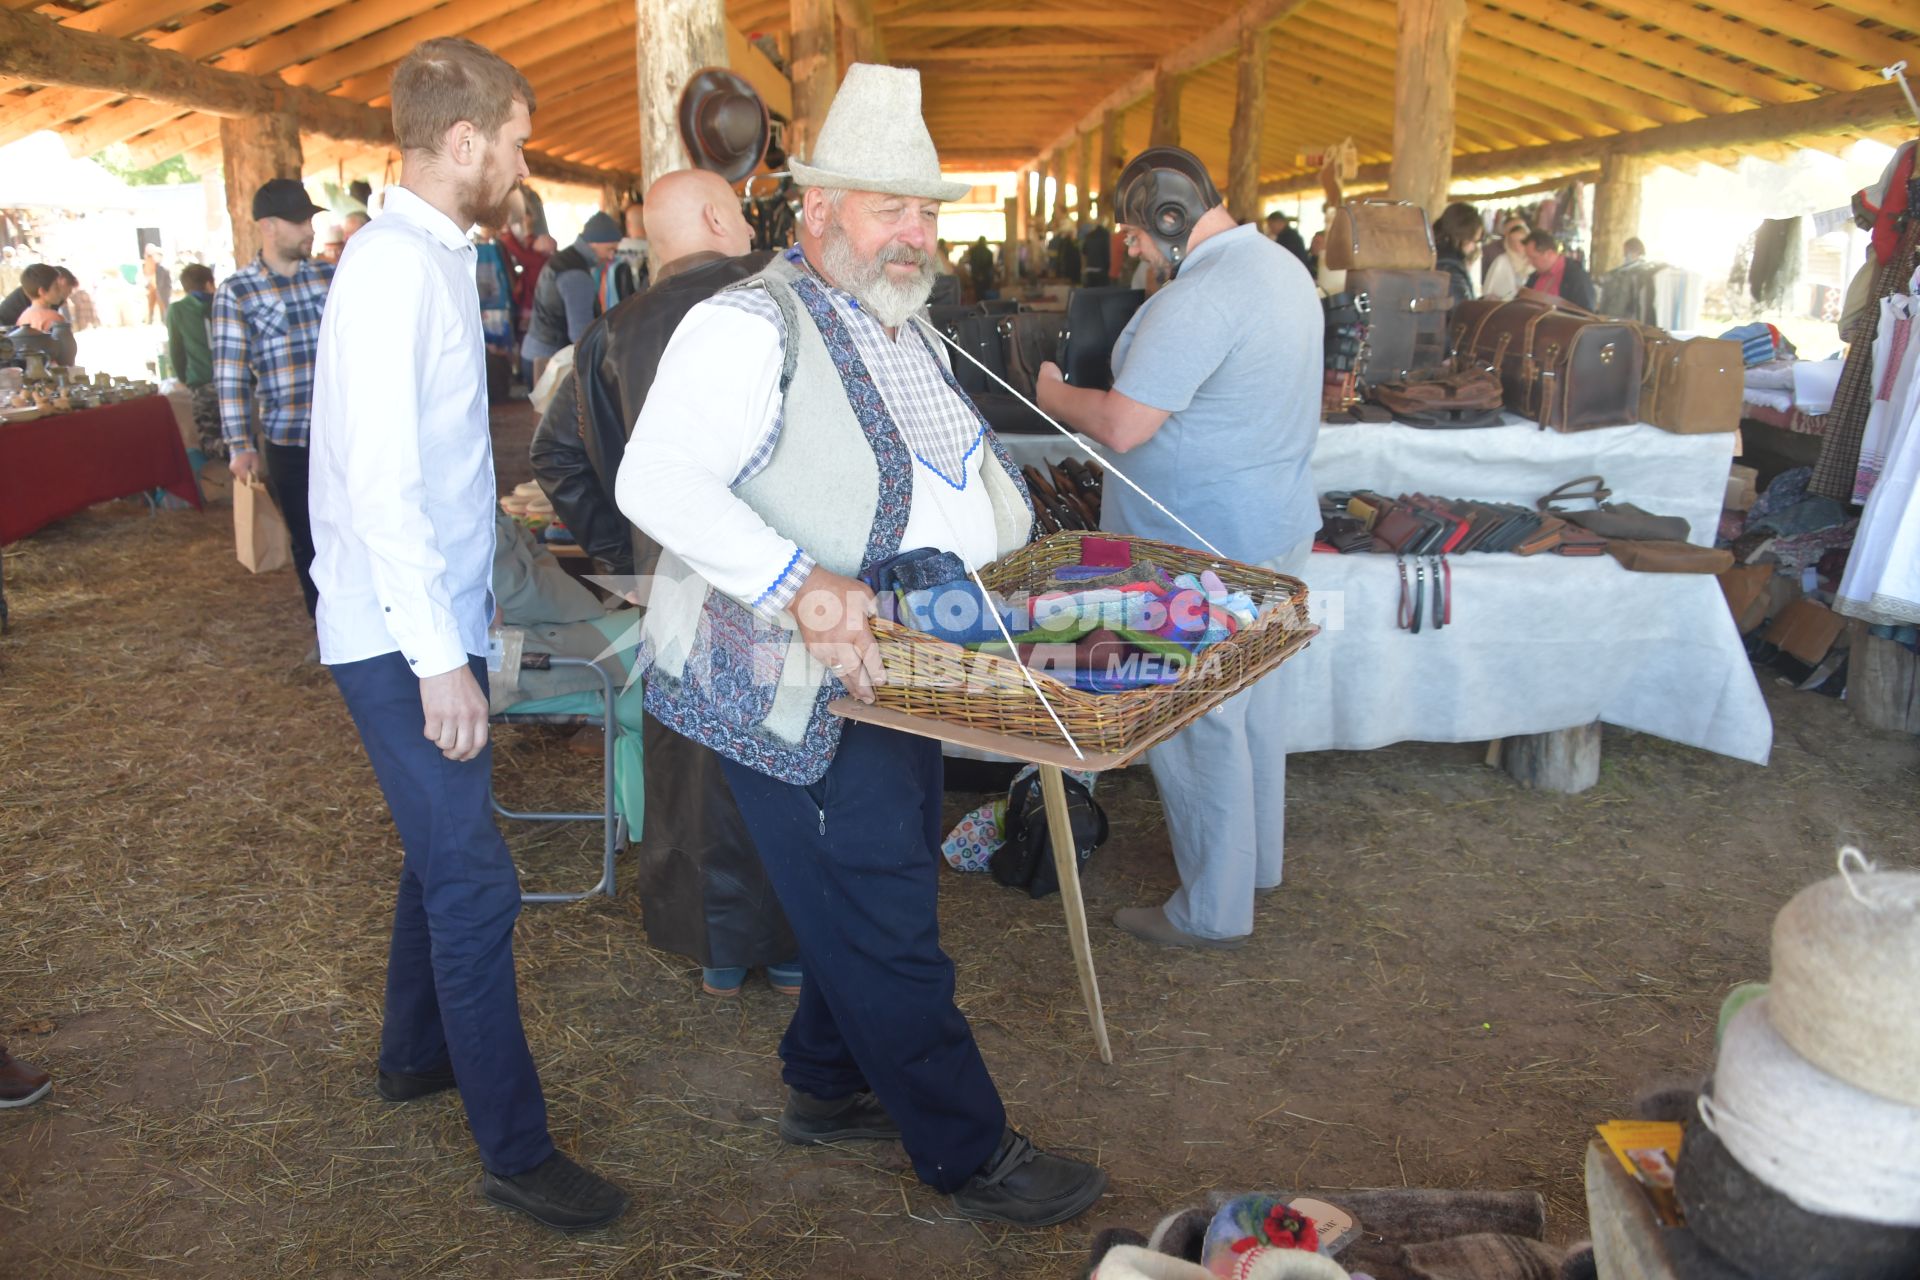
1147, 537, 1313, 940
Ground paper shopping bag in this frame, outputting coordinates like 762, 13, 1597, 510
233, 474, 292, 574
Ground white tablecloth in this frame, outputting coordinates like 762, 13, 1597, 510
1308, 415, 1735, 545
1279, 552, 1771, 764
994, 417, 1769, 765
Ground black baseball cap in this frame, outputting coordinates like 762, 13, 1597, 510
252, 178, 325, 222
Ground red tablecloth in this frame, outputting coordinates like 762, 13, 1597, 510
0, 395, 202, 545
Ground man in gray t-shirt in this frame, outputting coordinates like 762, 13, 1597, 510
1037, 146, 1320, 950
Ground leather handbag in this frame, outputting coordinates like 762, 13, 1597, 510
1003, 311, 1069, 401
1639, 334, 1742, 434
1451, 294, 1643, 431
1059, 285, 1146, 390
1606, 539, 1735, 574
1345, 268, 1454, 386
1538, 475, 1691, 541
1325, 200, 1436, 270
1370, 366, 1503, 427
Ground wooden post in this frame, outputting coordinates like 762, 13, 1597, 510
1385, 0, 1466, 217
634, 0, 727, 191
1847, 619, 1920, 734
1002, 195, 1018, 285
1030, 156, 1050, 269
1039, 765, 1112, 1065
836, 0, 884, 76
1501, 723, 1601, 794
1149, 67, 1182, 148
1047, 145, 1067, 231
1076, 130, 1094, 232
1226, 22, 1268, 224
1588, 150, 1643, 275
1099, 108, 1121, 221
219, 109, 301, 267
789, 0, 837, 164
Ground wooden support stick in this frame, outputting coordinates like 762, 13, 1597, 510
1039, 765, 1112, 1065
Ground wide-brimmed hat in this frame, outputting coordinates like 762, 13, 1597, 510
787, 63, 969, 202
678, 67, 771, 185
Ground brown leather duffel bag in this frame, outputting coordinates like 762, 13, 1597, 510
1451, 293, 1643, 432
1639, 334, 1741, 434
1325, 200, 1436, 270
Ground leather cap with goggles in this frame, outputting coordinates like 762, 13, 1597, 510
1115, 146, 1223, 279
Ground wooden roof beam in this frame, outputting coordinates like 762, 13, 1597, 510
891, 10, 1167, 25
0, 6, 636, 185
1260, 81, 1914, 193
1462, 5, 1754, 119
1695, 0, 1920, 79
1591, 0, 1883, 94
280, 0, 530, 93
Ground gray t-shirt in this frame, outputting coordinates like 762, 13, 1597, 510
1105, 223, 1322, 565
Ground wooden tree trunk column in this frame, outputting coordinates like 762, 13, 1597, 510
635, 0, 729, 190
1500, 723, 1601, 794
1076, 130, 1094, 232
1588, 150, 1644, 275
1098, 108, 1121, 222
789, 0, 838, 165
1226, 23, 1268, 224
1385, 0, 1466, 218
219, 109, 301, 267
1047, 145, 1067, 231
1149, 68, 1182, 149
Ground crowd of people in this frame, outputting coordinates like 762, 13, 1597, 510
13, 29, 1605, 1247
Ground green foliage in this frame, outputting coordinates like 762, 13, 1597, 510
92, 145, 196, 187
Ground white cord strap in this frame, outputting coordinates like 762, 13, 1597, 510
913, 314, 1227, 560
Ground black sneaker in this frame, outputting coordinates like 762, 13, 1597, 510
778, 1086, 902, 1145
482, 1151, 629, 1233
376, 1064, 457, 1103
950, 1128, 1107, 1228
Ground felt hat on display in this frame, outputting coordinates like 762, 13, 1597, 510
678, 67, 771, 185
786, 63, 970, 202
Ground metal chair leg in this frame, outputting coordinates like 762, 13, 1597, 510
489, 655, 625, 903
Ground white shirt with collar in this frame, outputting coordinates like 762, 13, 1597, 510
308, 184, 494, 678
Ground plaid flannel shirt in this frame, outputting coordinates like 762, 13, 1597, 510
211, 255, 333, 452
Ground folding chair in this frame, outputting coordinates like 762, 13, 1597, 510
488, 652, 625, 903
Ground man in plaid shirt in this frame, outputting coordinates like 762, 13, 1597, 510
213, 178, 336, 619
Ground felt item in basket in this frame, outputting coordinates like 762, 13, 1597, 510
1678, 1090, 1920, 1280
1769, 857, 1920, 1108
864, 546, 969, 594
1604, 539, 1733, 573
1537, 475, 1691, 542
1082, 536, 1134, 569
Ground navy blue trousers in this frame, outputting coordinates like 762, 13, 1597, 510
720, 722, 1006, 1193
330, 652, 554, 1177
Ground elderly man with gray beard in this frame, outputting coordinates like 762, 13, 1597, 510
614, 64, 1107, 1227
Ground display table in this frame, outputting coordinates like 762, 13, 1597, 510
998, 417, 1770, 767
0, 395, 202, 629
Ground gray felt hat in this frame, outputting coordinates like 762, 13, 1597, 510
786, 63, 970, 202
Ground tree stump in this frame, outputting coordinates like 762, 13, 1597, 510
1848, 619, 1920, 734
1501, 722, 1601, 794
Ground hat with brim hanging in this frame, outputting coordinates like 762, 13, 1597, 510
678, 67, 771, 185
786, 63, 970, 202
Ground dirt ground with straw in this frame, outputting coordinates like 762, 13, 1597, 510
3, 426, 1917, 1279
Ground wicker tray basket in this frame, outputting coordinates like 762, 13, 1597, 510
868, 530, 1315, 754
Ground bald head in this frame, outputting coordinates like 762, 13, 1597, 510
642, 169, 752, 269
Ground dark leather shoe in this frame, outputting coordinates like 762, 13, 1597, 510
0, 1047, 51, 1108
482, 1151, 629, 1232
950, 1128, 1107, 1228
778, 1086, 902, 1145
376, 1063, 457, 1103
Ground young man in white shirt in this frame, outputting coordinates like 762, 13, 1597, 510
307, 36, 628, 1233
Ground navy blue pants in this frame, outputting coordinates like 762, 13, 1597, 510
720, 722, 1006, 1193
330, 652, 554, 1177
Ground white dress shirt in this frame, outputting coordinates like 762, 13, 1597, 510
617, 288, 997, 613
308, 185, 495, 677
